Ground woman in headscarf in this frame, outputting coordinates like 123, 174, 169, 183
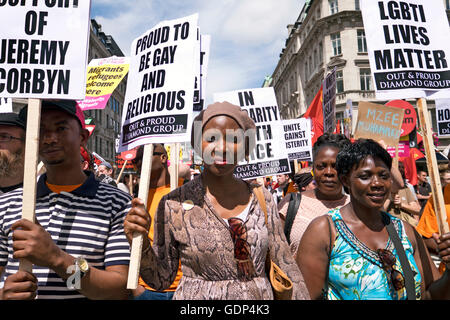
123, 101, 309, 300
297, 139, 450, 300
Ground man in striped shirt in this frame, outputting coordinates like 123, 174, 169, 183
0, 100, 132, 299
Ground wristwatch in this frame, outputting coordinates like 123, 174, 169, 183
74, 256, 90, 279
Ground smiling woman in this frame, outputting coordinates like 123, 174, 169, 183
296, 139, 450, 300
124, 101, 310, 300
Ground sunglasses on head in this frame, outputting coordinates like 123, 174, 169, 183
377, 248, 405, 291
228, 217, 256, 281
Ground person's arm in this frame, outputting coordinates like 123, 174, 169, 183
296, 215, 333, 299
404, 223, 450, 299
399, 199, 422, 217
416, 193, 431, 200
11, 219, 129, 300
124, 197, 179, 291
265, 190, 309, 300
423, 237, 439, 255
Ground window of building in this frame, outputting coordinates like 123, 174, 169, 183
355, 0, 360, 10
329, 0, 339, 14
304, 61, 308, 80
447, 0, 450, 9
360, 68, 372, 91
336, 70, 344, 93
331, 33, 341, 56
319, 42, 323, 63
357, 30, 367, 53
309, 55, 313, 75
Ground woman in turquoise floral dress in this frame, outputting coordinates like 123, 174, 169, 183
297, 139, 450, 300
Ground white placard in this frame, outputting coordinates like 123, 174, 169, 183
436, 98, 450, 137
192, 28, 201, 108
0, 98, 13, 113
0, 1, 91, 99
119, 14, 198, 152
361, 0, 450, 100
193, 34, 211, 112
213, 87, 291, 179
323, 67, 336, 133
282, 118, 313, 162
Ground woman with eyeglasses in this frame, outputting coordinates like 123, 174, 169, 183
297, 139, 450, 300
123, 101, 309, 300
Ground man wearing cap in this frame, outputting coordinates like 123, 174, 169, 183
0, 112, 26, 195
96, 161, 117, 187
0, 100, 131, 300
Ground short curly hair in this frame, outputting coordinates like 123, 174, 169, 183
336, 138, 392, 179
312, 133, 352, 159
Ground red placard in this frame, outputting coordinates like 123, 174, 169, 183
120, 148, 137, 161
385, 100, 417, 137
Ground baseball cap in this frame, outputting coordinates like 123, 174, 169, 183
100, 161, 112, 170
0, 112, 26, 129
20, 99, 86, 129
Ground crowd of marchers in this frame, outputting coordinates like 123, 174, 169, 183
0, 99, 449, 300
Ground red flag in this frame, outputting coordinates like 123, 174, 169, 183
303, 84, 323, 145
400, 147, 424, 186
335, 119, 341, 134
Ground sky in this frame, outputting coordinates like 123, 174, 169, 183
90, 0, 305, 104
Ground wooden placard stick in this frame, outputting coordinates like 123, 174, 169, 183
128, 173, 133, 196
19, 99, 42, 272
127, 143, 154, 289
294, 160, 300, 174
115, 159, 128, 184
170, 143, 180, 191
417, 98, 450, 235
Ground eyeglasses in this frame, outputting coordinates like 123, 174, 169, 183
0, 134, 23, 143
377, 248, 405, 291
228, 217, 256, 281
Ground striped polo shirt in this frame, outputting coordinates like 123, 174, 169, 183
0, 171, 132, 299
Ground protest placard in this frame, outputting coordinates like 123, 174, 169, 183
323, 67, 336, 133
354, 101, 405, 147
282, 118, 313, 162
77, 56, 129, 111
385, 100, 417, 137
0, 1, 91, 273
0, 1, 91, 99
360, 0, 450, 100
0, 98, 13, 112
193, 34, 211, 112
213, 87, 291, 179
343, 99, 353, 138
436, 98, 450, 138
119, 14, 198, 152
192, 29, 201, 108
387, 140, 410, 157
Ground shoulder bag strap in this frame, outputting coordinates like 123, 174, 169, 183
253, 187, 272, 268
384, 213, 416, 300
284, 192, 301, 244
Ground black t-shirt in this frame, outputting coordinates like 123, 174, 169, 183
415, 181, 432, 208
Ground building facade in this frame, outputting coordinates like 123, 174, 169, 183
84, 19, 126, 167
271, 0, 450, 151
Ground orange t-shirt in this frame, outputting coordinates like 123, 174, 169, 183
416, 184, 450, 238
139, 179, 183, 292
46, 183, 82, 194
